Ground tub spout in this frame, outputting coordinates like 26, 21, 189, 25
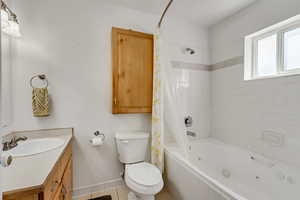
187, 131, 196, 137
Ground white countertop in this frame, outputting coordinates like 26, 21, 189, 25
1, 128, 73, 194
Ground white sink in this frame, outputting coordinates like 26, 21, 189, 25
7, 138, 65, 157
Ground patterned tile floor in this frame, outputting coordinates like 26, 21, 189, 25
77, 186, 172, 200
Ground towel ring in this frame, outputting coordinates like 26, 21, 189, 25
30, 74, 48, 88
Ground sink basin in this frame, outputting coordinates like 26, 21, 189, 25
7, 138, 65, 157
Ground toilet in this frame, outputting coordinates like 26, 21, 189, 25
115, 132, 164, 200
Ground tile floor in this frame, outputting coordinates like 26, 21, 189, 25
77, 186, 172, 200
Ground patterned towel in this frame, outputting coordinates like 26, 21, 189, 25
32, 88, 49, 117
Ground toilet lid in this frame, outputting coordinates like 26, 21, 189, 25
127, 162, 162, 186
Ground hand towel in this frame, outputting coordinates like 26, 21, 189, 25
32, 88, 49, 117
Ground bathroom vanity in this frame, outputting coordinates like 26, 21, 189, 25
2, 128, 73, 200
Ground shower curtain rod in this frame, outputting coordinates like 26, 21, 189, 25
158, 0, 173, 28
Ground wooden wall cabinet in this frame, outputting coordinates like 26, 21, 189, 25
112, 27, 154, 114
3, 143, 72, 200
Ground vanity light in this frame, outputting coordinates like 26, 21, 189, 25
1, 0, 21, 37
1, 8, 9, 29
2, 13, 21, 37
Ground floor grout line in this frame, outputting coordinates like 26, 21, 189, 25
75, 185, 172, 200
116, 188, 120, 200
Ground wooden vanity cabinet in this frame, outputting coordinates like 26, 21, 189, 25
3, 143, 73, 200
112, 27, 154, 114
61, 158, 73, 200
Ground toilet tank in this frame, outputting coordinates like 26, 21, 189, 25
115, 132, 149, 164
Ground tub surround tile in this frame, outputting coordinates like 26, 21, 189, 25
172, 61, 211, 71
171, 56, 244, 72
210, 56, 244, 71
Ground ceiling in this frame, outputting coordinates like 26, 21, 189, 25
108, 0, 257, 27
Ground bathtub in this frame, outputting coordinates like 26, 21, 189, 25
165, 138, 300, 200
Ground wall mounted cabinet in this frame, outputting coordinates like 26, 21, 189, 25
112, 27, 154, 114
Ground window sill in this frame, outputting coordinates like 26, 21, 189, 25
245, 71, 300, 81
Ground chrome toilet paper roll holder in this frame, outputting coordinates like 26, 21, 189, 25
89, 131, 105, 145
91, 131, 105, 140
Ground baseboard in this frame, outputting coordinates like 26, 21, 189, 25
72, 178, 124, 199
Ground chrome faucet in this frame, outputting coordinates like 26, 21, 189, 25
3, 136, 28, 151
184, 116, 193, 127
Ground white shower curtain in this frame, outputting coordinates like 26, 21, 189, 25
151, 32, 164, 172
151, 30, 189, 172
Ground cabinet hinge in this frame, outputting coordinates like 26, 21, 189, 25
114, 98, 117, 105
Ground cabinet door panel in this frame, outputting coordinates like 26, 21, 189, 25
44, 163, 60, 200
112, 27, 153, 114
53, 184, 63, 200
3, 193, 40, 200
62, 158, 72, 200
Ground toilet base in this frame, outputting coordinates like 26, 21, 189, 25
128, 192, 155, 200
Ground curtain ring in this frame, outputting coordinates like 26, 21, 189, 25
30, 75, 48, 88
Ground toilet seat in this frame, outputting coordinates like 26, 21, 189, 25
125, 162, 164, 195
127, 162, 162, 186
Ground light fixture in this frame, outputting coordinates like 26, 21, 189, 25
3, 13, 21, 37
1, 8, 9, 29
1, 0, 21, 37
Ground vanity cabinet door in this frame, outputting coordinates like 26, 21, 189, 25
112, 27, 154, 114
61, 158, 72, 200
44, 163, 60, 200
52, 184, 63, 200
3, 193, 40, 200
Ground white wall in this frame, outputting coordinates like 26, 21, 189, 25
0, 5, 13, 136
8, 0, 210, 194
210, 0, 300, 167
210, 0, 300, 63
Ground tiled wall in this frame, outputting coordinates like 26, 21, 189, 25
210, 0, 300, 167
172, 65, 211, 140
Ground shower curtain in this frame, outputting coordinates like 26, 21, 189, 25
151, 33, 164, 172
151, 30, 189, 172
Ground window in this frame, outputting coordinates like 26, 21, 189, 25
284, 27, 300, 70
244, 14, 300, 80
255, 34, 277, 77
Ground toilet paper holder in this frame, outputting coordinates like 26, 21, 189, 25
94, 131, 105, 140
89, 131, 106, 146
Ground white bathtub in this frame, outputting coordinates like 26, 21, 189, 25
165, 138, 300, 200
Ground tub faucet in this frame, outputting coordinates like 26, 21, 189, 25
184, 116, 193, 127
187, 131, 196, 137
3, 136, 28, 151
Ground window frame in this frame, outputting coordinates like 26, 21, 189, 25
244, 14, 300, 80
252, 31, 279, 79
281, 23, 300, 74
